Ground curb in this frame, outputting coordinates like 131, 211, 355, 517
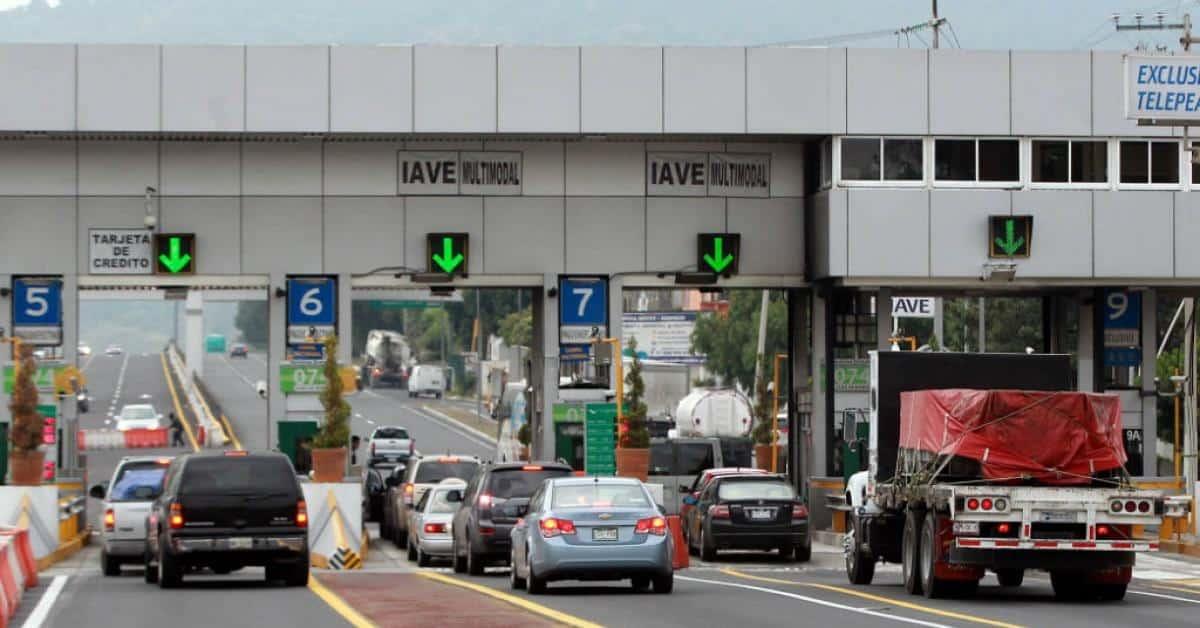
36, 529, 90, 571
813, 529, 845, 548
418, 406, 496, 446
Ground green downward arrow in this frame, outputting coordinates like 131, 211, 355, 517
994, 219, 1025, 256
703, 236, 734, 273
158, 236, 191, 273
431, 236, 464, 273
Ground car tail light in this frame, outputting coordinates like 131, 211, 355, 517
296, 500, 308, 528
169, 502, 184, 529
479, 526, 495, 536
994, 499, 1007, 511
792, 504, 809, 519
403, 483, 415, 505
635, 516, 667, 536
522, 465, 543, 471
539, 517, 576, 538
967, 498, 980, 511
1097, 524, 1111, 538
477, 493, 493, 511
224, 450, 248, 457
104, 509, 115, 532
711, 505, 731, 520
981, 498, 993, 511
424, 522, 447, 534
439, 456, 460, 462
1111, 500, 1123, 513
157, 458, 171, 465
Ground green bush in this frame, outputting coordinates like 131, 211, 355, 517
313, 335, 351, 450
620, 338, 651, 449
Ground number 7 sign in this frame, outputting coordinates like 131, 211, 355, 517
559, 276, 608, 345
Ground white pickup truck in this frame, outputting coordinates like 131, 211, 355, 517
369, 426, 415, 465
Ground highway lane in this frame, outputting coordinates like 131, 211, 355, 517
201, 352, 268, 450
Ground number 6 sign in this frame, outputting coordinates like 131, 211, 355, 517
286, 277, 336, 348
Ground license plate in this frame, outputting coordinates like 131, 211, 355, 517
748, 508, 774, 521
229, 537, 253, 550
1039, 511, 1076, 523
592, 527, 618, 541
952, 521, 980, 535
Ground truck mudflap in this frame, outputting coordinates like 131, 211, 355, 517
931, 516, 984, 582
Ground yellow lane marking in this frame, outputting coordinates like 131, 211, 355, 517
417, 571, 605, 628
1150, 582, 1200, 596
719, 568, 1024, 628
160, 353, 199, 452
221, 414, 243, 451
308, 575, 376, 628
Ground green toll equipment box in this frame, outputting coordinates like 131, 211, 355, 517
278, 419, 319, 474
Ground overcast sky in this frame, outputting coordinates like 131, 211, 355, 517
0, 0, 1197, 50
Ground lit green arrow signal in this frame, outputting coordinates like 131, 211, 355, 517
994, 219, 1025, 256
703, 236, 735, 273
157, 236, 192, 274
431, 236, 465, 273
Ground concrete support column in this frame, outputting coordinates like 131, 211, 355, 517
788, 289, 812, 489
0, 275, 11, 430
1141, 289, 1158, 477
536, 275, 559, 461
876, 288, 893, 351
608, 275, 623, 347
336, 274, 352, 364
1078, 293, 1096, 392
267, 272, 287, 450
810, 288, 832, 479
184, 290, 204, 378
60, 273, 79, 475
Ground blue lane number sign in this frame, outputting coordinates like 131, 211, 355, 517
12, 277, 63, 346
559, 276, 607, 345
287, 277, 336, 346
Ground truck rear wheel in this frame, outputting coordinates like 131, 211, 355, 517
902, 509, 924, 595
845, 521, 875, 585
1096, 583, 1127, 601
919, 514, 951, 599
996, 568, 1024, 587
1051, 571, 1084, 600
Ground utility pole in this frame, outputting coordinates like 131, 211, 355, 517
932, 0, 939, 49
977, 297, 986, 353
1113, 11, 1192, 51
753, 291, 770, 397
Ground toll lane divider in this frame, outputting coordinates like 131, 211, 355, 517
165, 345, 226, 448
0, 527, 41, 627
76, 428, 168, 450
303, 484, 364, 570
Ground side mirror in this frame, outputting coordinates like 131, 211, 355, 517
89, 484, 107, 499
445, 489, 463, 503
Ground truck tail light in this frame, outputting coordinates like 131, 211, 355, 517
104, 508, 115, 532
539, 517, 576, 538
981, 498, 993, 511
169, 502, 184, 529
711, 505, 731, 520
967, 498, 980, 511
996, 522, 1012, 535
296, 500, 308, 528
635, 516, 667, 536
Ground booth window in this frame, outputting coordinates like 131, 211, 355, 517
933, 138, 1018, 184
1120, 140, 1179, 185
1193, 143, 1200, 185
1032, 140, 1106, 184
840, 137, 923, 183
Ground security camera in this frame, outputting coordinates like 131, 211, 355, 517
256, 380, 268, 398
144, 213, 157, 230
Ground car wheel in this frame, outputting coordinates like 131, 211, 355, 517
777, 544, 795, 561
452, 538, 467, 574
285, 562, 310, 587
509, 549, 526, 590
1097, 583, 1127, 601
417, 546, 431, 567
795, 538, 812, 563
407, 539, 418, 562
1050, 571, 1085, 601
467, 544, 485, 576
699, 524, 717, 562
631, 576, 651, 592
157, 542, 182, 589
996, 568, 1024, 587
527, 560, 547, 595
265, 564, 284, 582
901, 508, 924, 596
101, 549, 121, 576
652, 572, 674, 594
396, 525, 408, 549
143, 548, 158, 584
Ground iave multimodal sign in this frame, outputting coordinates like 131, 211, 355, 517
1125, 55, 1200, 120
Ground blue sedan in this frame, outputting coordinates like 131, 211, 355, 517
509, 477, 673, 594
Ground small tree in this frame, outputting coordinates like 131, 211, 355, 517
516, 422, 531, 448
620, 337, 650, 449
751, 357, 775, 446
8, 344, 44, 453
313, 335, 351, 449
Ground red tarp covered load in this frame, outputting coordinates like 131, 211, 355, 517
899, 389, 1127, 485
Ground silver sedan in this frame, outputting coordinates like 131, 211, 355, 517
407, 479, 466, 567
509, 477, 673, 594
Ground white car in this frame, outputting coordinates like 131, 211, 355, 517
115, 404, 163, 431
406, 478, 467, 566
78, 343, 93, 357
368, 426, 414, 464
90, 456, 173, 575
407, 365, 446, 399
105, 344, 123, 356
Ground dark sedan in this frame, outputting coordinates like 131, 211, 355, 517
685, 474, 810, 562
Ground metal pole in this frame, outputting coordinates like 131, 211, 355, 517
771, 353, 786, 473
933, 298, 944, 350
753, 290, 770, 390
977, 297, 986, 353
932, 0, 939, 49
475, 291, 482, 420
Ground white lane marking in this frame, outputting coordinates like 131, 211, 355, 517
20, 574, 68, 628
110, 353, 130, 408
413, 406, 495, 448
1129, 589, 1200, 604
218, 354, 258, 390
675, 575, 949, 628
79, 353, 96, 373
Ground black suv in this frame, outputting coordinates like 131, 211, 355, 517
450, 461, 572, 575
144, 452, 309, 588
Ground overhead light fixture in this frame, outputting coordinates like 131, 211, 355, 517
411, 272, 463, 284
673, 272, 719, 286
429, 286, 456, 297
980, 262, 1017, 282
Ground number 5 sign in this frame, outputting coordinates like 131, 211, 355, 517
12, 277, 63, 346
286, 277, 336, 346
559, 276, 607, 345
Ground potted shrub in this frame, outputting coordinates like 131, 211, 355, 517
311, 335, 351, 482
8, 344, 46, 485
516, 422, 532, 461
751, 358, 778, 471
615, 338, 651, 481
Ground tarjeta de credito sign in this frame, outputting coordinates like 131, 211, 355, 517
1125, 55, 1200, 119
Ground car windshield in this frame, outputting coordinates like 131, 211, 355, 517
373, 427, 409, 439
552, 483, 651, 509
109, 461, 169, 502
414, 460, 479, 483
718, 480, 795, 501
426, 488, 462, 514
181, 457, 298, 496
486, 468, 570, 499
121, 406, 157, 420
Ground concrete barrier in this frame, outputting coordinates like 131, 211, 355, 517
77, 428, 168, 450
0, 528, 39, 627
0, 487, 59, 560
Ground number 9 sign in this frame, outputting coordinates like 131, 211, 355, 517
287, 277, 336, 326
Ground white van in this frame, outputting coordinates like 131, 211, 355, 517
407, 365, 445, 399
